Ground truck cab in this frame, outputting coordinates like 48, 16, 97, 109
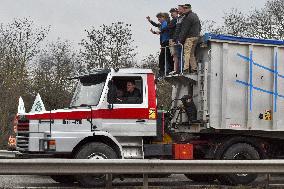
14, 69, 158, 159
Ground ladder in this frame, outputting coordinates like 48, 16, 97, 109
197, 61, 209, 122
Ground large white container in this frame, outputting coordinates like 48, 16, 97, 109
205, 34, 284, 131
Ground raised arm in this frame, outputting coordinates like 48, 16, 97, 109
146, 16, 160, 28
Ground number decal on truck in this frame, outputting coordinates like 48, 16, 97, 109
264, 110, 272, 121
149, 108, 156, 119
63, 119, 82, 124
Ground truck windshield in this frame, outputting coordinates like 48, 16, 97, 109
70, 81, 106, 107
70, 72, 109, 107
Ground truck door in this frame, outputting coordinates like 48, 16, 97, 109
100, 74, 157, 136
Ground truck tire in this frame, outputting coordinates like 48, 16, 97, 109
50, 175, 76, 184
218, 143, 260, 185
74, 142, 118, 188
185, 174, 215, 183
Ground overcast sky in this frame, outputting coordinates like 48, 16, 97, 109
0, 0, 267, 60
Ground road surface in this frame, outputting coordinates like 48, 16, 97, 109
0, 174, 283, 188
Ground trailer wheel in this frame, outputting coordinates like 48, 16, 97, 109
50, 175, 76, 184
74, 142, 118, 188
185, 174, 215, 183
218, 143, 260, 185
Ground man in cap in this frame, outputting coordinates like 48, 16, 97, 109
178, 4, 201, 74
168, 8, 179, 75
173, 5, 186, 73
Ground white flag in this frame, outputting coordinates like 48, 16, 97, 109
18, 97, 26, 114
30, 93, 46, 113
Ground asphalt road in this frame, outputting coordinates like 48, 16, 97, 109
0, 174, 283, 189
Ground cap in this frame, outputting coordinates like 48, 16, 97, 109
169, 8, 178, 13
183, 4, 192, 9
181, 95, 192, 100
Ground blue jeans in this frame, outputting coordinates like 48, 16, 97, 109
176, 45, 184, 73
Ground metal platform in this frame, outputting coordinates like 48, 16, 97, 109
164, 74, 198, 84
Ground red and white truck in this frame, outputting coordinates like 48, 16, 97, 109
5, 34, 284, 187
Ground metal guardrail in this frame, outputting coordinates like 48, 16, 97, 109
1, 159, 284, 174
0, 159, 282, 188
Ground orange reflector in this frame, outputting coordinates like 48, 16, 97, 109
48, 140, 56, 145
8, 136, 16, 147
173, 143, 193, 160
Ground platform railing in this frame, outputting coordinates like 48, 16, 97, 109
161, 43, 184, 77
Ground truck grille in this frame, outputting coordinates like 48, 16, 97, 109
16, 132, 29, 151
17, 121, 29, 131
16, 120, 29, 151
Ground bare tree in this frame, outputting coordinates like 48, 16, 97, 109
80, 22, 137, 71
201, 20, 225, 35
215, 0, 284, 40
31, 40, 79, 110
265, 0, 284, 39
222, 9, 249, 37
0, 18, 49, 148
139, 52, 159, 75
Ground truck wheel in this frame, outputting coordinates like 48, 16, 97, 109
74, 142, 118, 188
50, 175, 76, 184
218, 143, 260, 185
185, 174, 215, 183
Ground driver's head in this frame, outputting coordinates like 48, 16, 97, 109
127, 81, 136, 93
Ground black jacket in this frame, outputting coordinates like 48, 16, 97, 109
178, 11, 201, 44
184, 100, 197, 122
124, 88, 142, 104
124, 88, 141, 98
173, 15, 185, 42
168, 17, 177, 39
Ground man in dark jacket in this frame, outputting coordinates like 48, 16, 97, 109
181, 95, 197, 123
178, 4, 201, 74
168, 8, 179, 74
173, 5, 186, 73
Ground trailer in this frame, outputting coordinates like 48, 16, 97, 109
5, 33, 284, 187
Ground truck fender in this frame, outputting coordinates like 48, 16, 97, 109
93, 131, 124, 158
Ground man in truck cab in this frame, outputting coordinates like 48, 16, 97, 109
124, 80, 142, 103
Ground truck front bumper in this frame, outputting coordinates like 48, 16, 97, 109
0, 150, 23, 159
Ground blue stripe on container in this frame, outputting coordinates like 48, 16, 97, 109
249, 51, 253, 112
237, 53, 275, 73
278, 74, 284, 79
274, 52, 278, 112
236, 80, 284, 99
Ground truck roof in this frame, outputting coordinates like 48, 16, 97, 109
71, 68, 153, 79
205, 33, 284, 46
114, 68, 153, 74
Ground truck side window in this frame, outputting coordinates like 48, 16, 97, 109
107, 76, 143, 104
